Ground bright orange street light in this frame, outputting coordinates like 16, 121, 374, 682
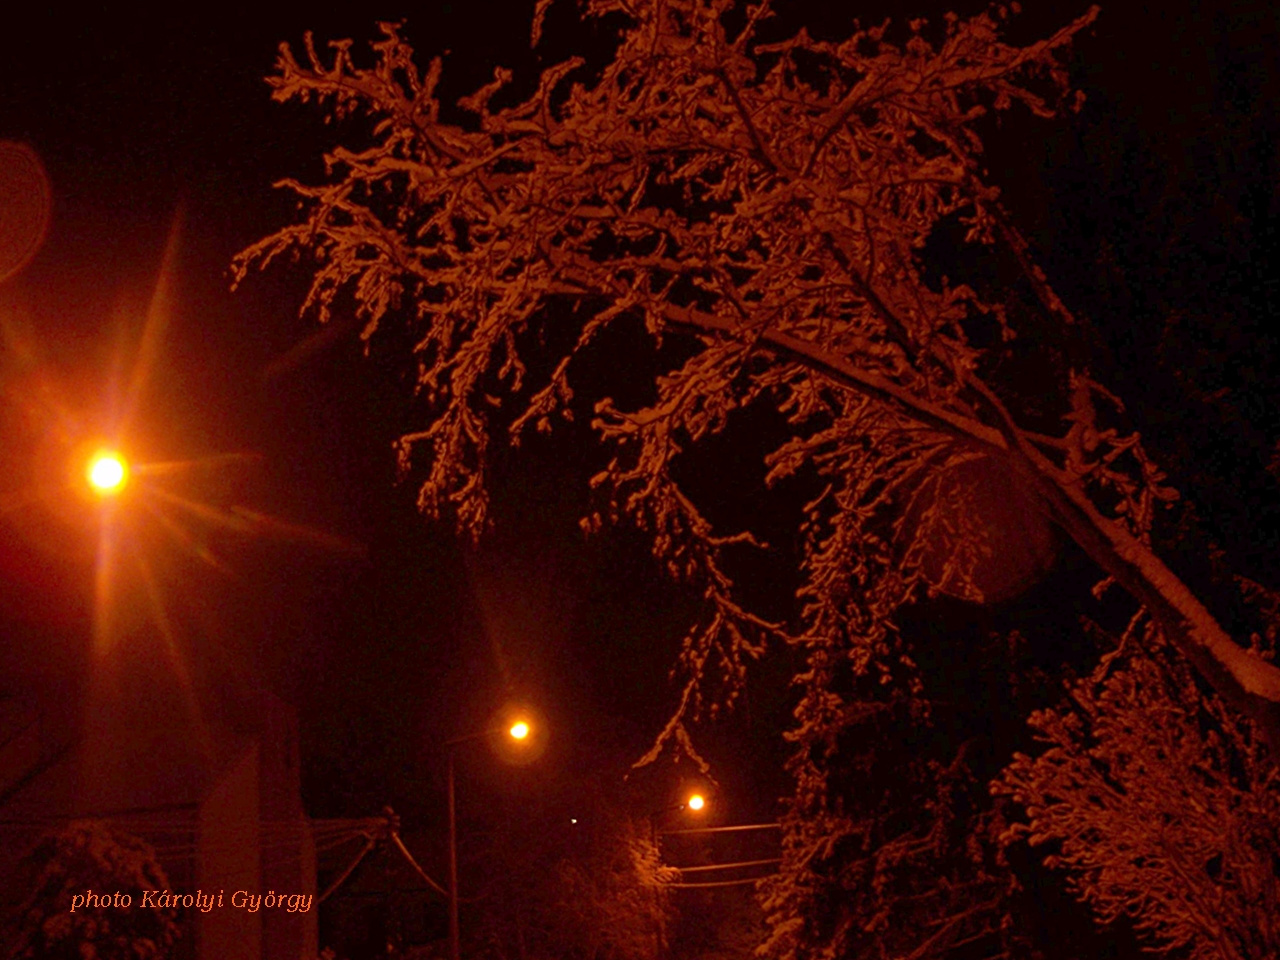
445, 714, 540, 960
86, 450, 128, 496
686, 793, 706, 812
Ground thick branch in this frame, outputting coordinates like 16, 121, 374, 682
661, 302, 1006, 450
661, 301, 1280, 753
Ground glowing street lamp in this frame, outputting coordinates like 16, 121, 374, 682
445, 717, 537, 960
86, 450, 128, 496
645, 791, 708, 959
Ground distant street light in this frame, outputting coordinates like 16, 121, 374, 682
445, 718, 536, 960
648, 790, 710, 959
86, 450, 128, 496
649, 790, 711, 826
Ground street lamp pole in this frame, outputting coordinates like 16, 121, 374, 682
447, 746, 460, 960
648, 813, 665, 960
647, 793, 708, 960
444, 720, 533, 960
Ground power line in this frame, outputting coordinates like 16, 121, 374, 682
665, 877, 774, 889
674, 858, 780, 874
389, 831, 448, 899
319, 835, 378, 904
660, 822, 780, 836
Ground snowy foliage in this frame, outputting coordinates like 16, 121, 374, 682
759, 685, 1014, 960
4, 820, 181, 960
235, 0, 1280, 749
467, 782, 675, 960
236, 0, 1280, 956
239, 0, 1097, 713
542, 818, 675, 960
996, 587, 1280, 960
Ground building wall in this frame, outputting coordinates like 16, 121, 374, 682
257, 701, 318, 960
0, 690, 318, 960
197, 743, 261, 960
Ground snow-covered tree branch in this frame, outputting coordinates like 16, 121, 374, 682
996, 585, 1280, 959
234, 0, 1280, 755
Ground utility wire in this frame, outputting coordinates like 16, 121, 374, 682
674, 858, 780, 874
319, 835, 379, 904
388, 831, 449, 899
661, 822, 781, 836
666, 877, 775, 889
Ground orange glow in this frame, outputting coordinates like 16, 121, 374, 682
509, 721, 530, 740
87, 451, 128, 495
687, 793, 705, 811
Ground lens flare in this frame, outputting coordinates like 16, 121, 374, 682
509, 721, 530, 740
687, 794, 706, 811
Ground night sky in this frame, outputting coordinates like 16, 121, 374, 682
2, 0, 1278, 919
0, 0, 806, 827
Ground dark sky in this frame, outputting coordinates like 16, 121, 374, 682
1, 0, 1277, 836
0, 1, 797, 825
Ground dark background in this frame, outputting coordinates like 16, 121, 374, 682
0, 0, 805, 829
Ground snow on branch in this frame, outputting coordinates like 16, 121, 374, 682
236, 0, 1280, 759
996, 607, 1280, 959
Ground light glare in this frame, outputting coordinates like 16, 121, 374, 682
687, 794, 705, 811
87, 451, 128, 495
509, 721, 530, 740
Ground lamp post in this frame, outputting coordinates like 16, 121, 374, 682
445, 720, 532, 960
648, 792, 708, 960
649, 792, 708, 834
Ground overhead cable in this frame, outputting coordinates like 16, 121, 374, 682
674, 857, 780, 874
660, 822, 781, 836
389, 831, 449, 899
